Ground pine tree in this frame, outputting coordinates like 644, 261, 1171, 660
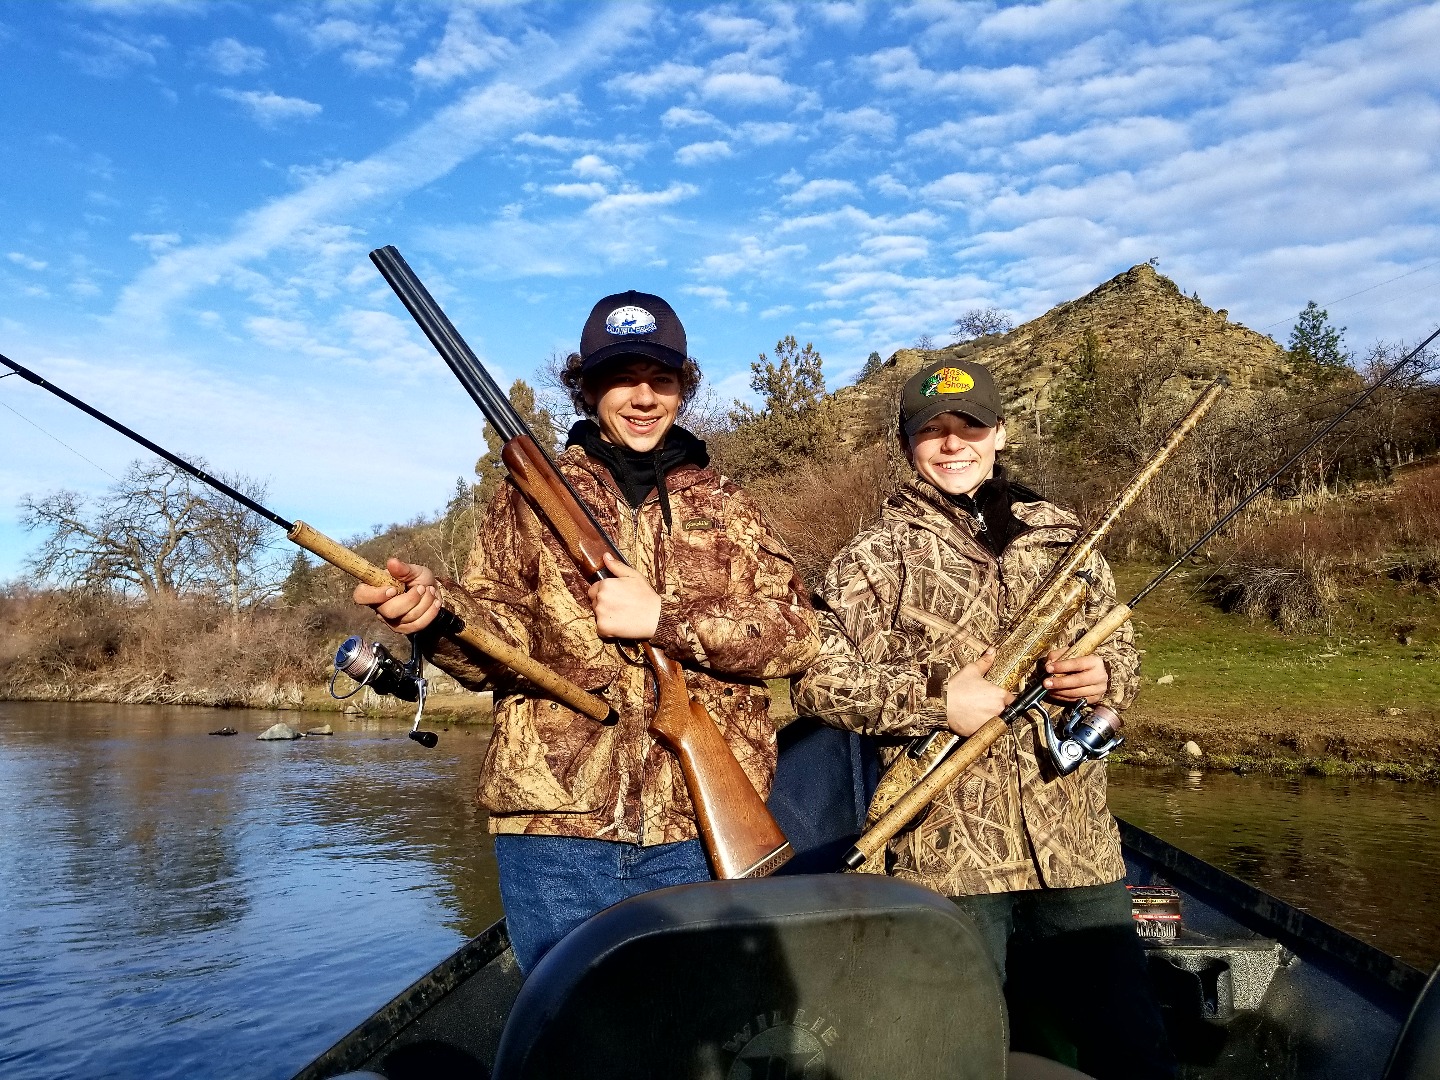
1289, 301, 1349, 381
473, 379, 559, 506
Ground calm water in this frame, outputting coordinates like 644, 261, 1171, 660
1109, 765, 1440, 971
2, 703, 1437, 1079
0, 701, 500, 1080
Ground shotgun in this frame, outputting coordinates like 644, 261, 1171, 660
0, 352, 614, 728
846, 377, 1227, 870
369, 245, 793, 880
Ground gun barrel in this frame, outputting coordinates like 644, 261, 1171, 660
368, 246, 524, 443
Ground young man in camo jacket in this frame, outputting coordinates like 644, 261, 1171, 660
354, 291, 819, 973
792, 358, 1174, 1079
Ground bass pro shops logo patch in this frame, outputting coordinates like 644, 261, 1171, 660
921, 367, 975, 397
605, 305, 657, 336
723, 1008, 836, 1080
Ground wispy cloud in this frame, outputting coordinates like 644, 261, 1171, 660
196, 36, 265, 76
217, 89, 322, 126
112, 6, 653, 331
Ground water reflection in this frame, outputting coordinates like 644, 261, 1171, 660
1109, 765, 1439, 971
0, 701, 500, 1080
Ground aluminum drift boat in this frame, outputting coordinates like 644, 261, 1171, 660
294, 722, 1439, 1080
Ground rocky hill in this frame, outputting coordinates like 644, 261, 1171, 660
837, 263, 1291, 448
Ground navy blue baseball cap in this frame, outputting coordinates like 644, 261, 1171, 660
579, 290, 688, 373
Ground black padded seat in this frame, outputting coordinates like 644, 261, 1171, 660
1386, 964, 1440, 1080
492, 874, 1009, 1079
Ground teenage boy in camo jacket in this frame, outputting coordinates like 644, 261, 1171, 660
792, 358, 1174, 1080
353, 291, 819, 973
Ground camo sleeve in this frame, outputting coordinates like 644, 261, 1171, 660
650, 486, 820, 680
790, 525, 948, 738
1083, 551, 1140, 710
421, 484, 536, 692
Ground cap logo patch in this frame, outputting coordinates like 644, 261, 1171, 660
605, 305, 657, 336
922, 367, 974, 397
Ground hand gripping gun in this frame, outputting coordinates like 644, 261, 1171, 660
0, 353, 616, 752
369, 245, 793, 880
845, 377, 1228, 871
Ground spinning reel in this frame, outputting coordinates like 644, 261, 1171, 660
1031, 697, 1123, 775
330, 635, 438, 748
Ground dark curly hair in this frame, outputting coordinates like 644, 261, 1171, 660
559, 351, 704, 417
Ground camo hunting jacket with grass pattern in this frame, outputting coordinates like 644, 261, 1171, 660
792, 478, 1139, 896
423, 445, 820, 846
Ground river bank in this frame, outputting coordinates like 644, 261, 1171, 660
6, 679, 1439, 777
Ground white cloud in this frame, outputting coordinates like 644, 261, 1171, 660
412, 7, 512, 86
825, 106, 896, 140
546, 182, 608, 200
675, 140, 732, 166
783, 178, 863, 205
217, 89, 323, 126
278, 13, 407, 73
197, 37, 265, 76
129, 233, 181, 254
701, 71, 797, 105
694, 236, 808, 278
735, 121, 798, 145
661, 106, 722, 129
974, 0, 1131, 42
572, 154, 621, 181
7, 253, 47, 272
682, 284, 747, 312
919, 171, 995, 205
606, 62, 704, 99
64, 28, 166, 77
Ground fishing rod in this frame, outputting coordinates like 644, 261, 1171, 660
845, 322, 1440, 870
0, 351, 617, 742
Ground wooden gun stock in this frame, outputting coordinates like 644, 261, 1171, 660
286, 520, 612, 723
501, 436, 793, 879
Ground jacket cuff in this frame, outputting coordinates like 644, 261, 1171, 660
650, 596, 687, 656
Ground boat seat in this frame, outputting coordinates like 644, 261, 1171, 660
492, 874, 1021, 1079
1385, 965, 1440, 1080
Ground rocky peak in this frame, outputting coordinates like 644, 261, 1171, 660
835, 264, 1291, 448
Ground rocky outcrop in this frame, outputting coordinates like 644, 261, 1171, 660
836, 264, 1291, 448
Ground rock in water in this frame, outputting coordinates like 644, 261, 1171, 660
209, 727, 238, 736
1182, 740, 1203, 758
304, 724, 334, 736
257, 722, 300, 741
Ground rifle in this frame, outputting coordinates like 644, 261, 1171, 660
369, 245, 794, 880
0, 353, 615, 737
845, 377, 1227, 870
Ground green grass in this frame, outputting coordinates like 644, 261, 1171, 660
1113, 562, 1440, 721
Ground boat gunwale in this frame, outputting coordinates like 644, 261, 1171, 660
1119, 817, 1426, 1004
290, 921, 511, 1080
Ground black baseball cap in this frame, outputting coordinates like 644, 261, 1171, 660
900, 359, 1003, 436
579, 290, 688, 374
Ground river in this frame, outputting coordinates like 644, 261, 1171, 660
1, 701, 1435, 1079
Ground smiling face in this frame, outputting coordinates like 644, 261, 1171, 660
907, 411, 1007, 497
582, 358, 683, 452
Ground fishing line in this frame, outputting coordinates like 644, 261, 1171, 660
0, 390, 121, 482
1258, 259, 1440, 331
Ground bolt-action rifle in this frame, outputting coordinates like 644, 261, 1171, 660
845, 377, 1228, 870
369, 245, 793, 880
0, 352, 615, 750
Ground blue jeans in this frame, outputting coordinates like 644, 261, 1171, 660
493, 834, 710, 974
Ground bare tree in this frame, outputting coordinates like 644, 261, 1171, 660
951, 307, 1015, 342
22, 459, 279, 607
192, 470, 281, 616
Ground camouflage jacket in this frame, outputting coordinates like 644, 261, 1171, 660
423, 443, 820, 846
792, 477, 1140, 896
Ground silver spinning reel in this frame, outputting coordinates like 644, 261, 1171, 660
330, 635, 437, 748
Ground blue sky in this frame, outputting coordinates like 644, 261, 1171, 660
2, 0, 1438, 583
